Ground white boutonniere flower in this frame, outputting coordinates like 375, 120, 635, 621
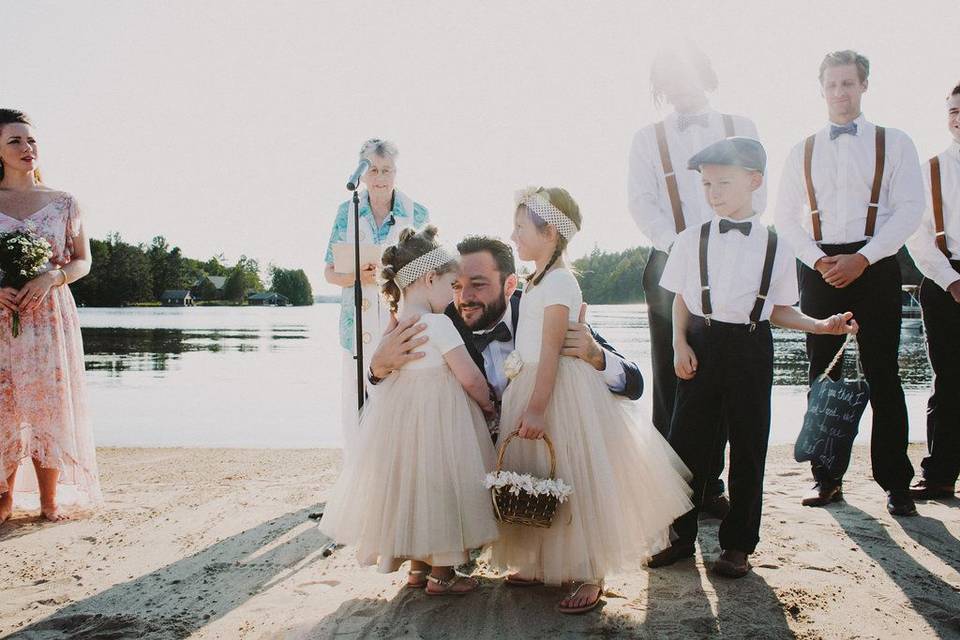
504, 350, 524, 381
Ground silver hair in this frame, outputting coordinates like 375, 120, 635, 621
359, 138, 399, 161
819, 50, 870, 83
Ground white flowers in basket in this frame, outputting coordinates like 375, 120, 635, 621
484, 470, 573, 503
504, 350, 524, 381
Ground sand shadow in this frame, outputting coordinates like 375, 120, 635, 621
829, 503, 960, 639
642, 533, 718, 637
699, 521, 795, 640
299, 576, 655, 640
6, 505, 327, 640
896, 515, 960, 577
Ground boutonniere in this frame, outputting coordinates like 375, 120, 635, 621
504, 350, 524, 381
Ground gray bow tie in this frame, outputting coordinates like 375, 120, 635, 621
830, 122, 858, 140
677, 113, 710, 132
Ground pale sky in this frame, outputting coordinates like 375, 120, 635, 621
6, 1, 959, 294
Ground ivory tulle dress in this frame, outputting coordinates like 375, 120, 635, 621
0, 192, 102, 508
319, 313, 498, 571
489, 268, 693, 584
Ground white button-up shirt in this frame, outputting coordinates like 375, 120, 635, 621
775, 114, 925, 268
660, 214, 799, 324
628, 109, 766, 253
907, 141, 960, 290
475, 309, 628, 399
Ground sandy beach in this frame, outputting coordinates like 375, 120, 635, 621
1, 445, 957, 640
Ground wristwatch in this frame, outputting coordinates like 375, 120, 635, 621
367, 366, 385, 386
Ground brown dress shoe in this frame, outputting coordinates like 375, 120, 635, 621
909, 479, 956, 500
647, 543, 695, 568
713, 550, 751, 578
700, 494, 731, 520
801, 481, 843, 507
886, 491, 918, 517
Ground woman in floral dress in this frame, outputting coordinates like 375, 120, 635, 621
0, 109, 101, 523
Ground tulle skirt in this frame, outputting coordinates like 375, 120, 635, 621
489, 358, 693, 585
319, 365, 499, 571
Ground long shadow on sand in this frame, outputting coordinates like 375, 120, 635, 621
898, 514, 960, 576
5, 505, 326, 640
830, 503, 960, 639
644, 520, 796, 639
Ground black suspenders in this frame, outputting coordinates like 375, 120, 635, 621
698, 221, 779, 331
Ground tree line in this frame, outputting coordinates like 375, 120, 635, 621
70, 234, 313, 307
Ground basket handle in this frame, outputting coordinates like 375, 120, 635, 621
495, 430, 557, 480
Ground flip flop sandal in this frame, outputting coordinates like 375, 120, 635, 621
505, 574, 544, 587
406, 569, 429, 589
425, 573, 479, 596
557, 582, 603, 615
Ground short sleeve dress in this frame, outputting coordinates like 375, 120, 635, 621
319, 313, 498, 570
491, 268, 692, 584
0, 192, 102, 507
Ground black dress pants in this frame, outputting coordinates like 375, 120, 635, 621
668, 317, 772, 554
643, 250, 726, 498
918, 264, 960, 485
798, 244, 914, 492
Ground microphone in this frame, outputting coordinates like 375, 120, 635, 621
346, 159, 371, 191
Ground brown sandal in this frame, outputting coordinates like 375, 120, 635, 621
557, 581, 603, 614
425, 573, 479, 596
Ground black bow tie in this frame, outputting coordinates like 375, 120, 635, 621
719, 219, 752, 236
472, 322, 512, 352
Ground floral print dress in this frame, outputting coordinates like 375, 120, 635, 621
0, 192, 101, 507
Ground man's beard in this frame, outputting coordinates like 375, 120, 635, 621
457, 295, 509, 331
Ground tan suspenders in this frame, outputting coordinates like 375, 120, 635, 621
655, 114, 737, 234
803, 127, 886, 242
929, 155, 951, 257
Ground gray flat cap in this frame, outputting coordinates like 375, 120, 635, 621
687, 136, 767, 174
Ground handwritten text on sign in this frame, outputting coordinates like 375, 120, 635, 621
794, 377, 870, 477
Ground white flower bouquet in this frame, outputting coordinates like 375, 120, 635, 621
0, 227, 53, 337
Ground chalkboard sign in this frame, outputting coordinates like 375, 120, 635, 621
794, 375, 870, 478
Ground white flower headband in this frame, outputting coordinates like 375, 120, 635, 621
394, 246, 458, 290
514, 186, 578, 241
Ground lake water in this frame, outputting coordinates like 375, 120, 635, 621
78, 305, 933, 448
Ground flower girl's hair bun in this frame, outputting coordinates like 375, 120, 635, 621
516, 187, 582, 286
380, 225, 457, 313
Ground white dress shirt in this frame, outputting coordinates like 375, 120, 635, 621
775, 114, 925, 268
660, 214, 799, 324
907, 142, 960, 290
475, 308, 628, 399
628, 109, 766, 253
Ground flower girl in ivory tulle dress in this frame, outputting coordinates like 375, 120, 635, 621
319, 226, 498, 595
490, 187, 694, 614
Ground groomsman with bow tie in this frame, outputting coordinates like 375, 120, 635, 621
628, 43, 765, 519
905, 82, 960, 501
775, 50, 925, 516
368, 235, 643, 423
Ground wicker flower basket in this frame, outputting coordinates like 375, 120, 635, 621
489, 431, 566, 529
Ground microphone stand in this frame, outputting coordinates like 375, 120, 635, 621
351, 188, 365, 411
310, 178, 366, 530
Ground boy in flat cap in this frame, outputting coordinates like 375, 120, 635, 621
648, 137, 858, 578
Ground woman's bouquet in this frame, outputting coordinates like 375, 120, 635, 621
0, 226, 53, 337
